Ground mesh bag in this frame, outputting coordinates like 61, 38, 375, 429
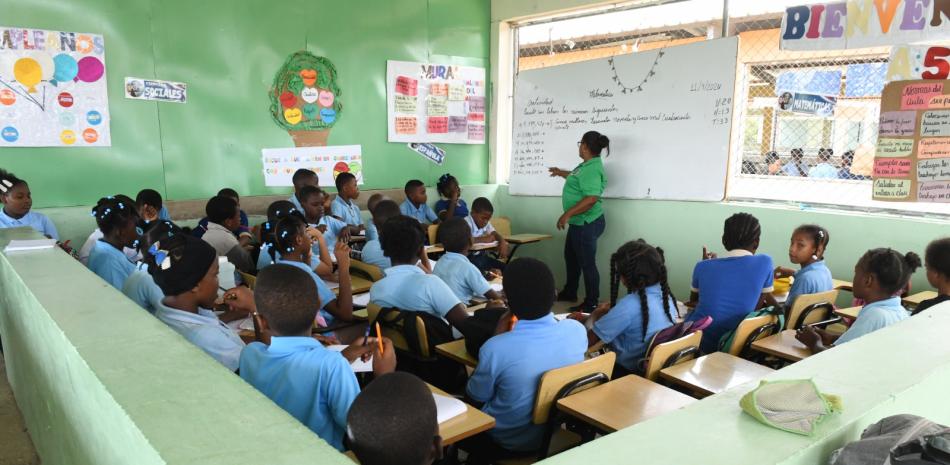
740, 379, 842, 436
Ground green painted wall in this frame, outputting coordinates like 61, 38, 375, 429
494, 187, 947, 303
4, 0, 490, 208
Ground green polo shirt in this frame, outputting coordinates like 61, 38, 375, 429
562, 157, 606, 225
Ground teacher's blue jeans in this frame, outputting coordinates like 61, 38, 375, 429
563, 215, 606, 308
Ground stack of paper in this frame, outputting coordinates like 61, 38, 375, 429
432, 393, 467, 423
327, 345, 373, 372
4, 239, 56, 252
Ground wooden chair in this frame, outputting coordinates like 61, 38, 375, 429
427, 224, 439, 246
367, 304, 431, 358
726, 315, 779, 359
785, 290, 839, 330
643, 331, 702, 381
498, 352, 617, 463
350, 259, 383, 282
238, 271, 256, 290
493, 216, 512, 238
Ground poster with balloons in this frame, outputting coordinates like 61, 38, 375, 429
0, 27, 110, 147
261, 145, 363, 187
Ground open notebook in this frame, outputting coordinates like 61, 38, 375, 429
432, 393, 467, 424
4, 239, 56, 252
326, 345, 373, 372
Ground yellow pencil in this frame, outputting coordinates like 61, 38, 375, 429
375, 322, 384, 355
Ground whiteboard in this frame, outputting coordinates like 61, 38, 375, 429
386, 60, 486, 144
509, 37, 739, 201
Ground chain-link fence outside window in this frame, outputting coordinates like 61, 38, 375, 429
513, 0, 950, 217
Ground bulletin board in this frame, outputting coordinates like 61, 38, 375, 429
386, 60, 485, 144
874, 79, 950, 203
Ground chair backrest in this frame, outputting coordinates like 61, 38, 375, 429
786, 289, 839, 330
532, 352, 616, 424
238, 271, 256, 290
427, 224, 439, 246
643, 331, 702, 381
366, 304, 431, 358
493, 216, 512, 238
350, 259, 383, 282
727, 315, 778, 356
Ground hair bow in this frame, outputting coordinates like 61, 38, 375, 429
148, 243, 172, 270
0, 179, 11, 193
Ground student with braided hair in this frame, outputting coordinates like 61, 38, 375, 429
0, 168, 58, 239
149, 233, 250, 371
570, 239, 677, 372
87, 195, 141, 290
797, 248, 920, 352
773, 224, 834, 310
687, 213, 777, 353
123, 220, 179, 314
272, 215, 355, 325
435, 173, 468, 220
257, 200, 331, 277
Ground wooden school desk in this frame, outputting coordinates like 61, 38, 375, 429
834, 306, 861, 319
428, 384, 495, 444
658, 352, 774, 398
556, 375, 695, 433
903, 291, 937, 308
436, 339, 478, 368
832, 279, 853, 292
330, 276, 373, 295
425, 245, 445, 255
751, 330, 812, 363
505, 233, 553, 259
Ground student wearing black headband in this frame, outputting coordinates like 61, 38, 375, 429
150, 233, 252, 371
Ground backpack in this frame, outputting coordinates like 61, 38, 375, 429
718, 306, 785, 353
636, 316, 712, 373
461, 306, 508, 358
832, 415, 950, 465
370, 307, 463, 390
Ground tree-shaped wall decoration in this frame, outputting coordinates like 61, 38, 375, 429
269, 51, 343, 147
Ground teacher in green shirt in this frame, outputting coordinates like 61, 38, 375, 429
548, 131, 609, 312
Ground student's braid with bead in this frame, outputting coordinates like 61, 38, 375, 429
610, 240, 675, 340
91, 195, 138, 235
262, 201, 304, 262
273, 215, 306, 257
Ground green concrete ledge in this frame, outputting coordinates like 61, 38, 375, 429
0, 227, 350, 465
540, 303, 950, 464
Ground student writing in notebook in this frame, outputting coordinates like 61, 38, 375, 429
239, 264, 395, 451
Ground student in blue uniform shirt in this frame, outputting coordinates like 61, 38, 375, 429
782, 148, 808, 177
435, 173, 469, 220
433, 218, 504, 304
463, 258, 587, 460
0, 169, 58, 239
271, 215, 355, 327
400, 179, 439, 225
360, 200, 402, 270
299, 185, 355, 252
571, 240, 678, 373
331, 172, 366, 234
87, 195, 141, 290
369, 215, 470, 334
798, 248, 920, 352
135, 189, 166, 225
687, 213, 777, 353
364, 193, 388, 242
123, 220, 178, 314
150, 233, 250, 371
289, 168, 320, 212
239, 264, 395, 450
808, 148, 838, 179
773, 224, 834, 310
257, 200, 332, 278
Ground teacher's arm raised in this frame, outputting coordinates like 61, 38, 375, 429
557, 196, 598, 230
548, 167, 570, 178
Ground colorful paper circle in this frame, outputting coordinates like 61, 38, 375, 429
0, 89, 15, 106
318, 90, 334, 107
86, 110, 102, 125
301, 87, 318, 104
53, 54, 79, 83
82, 128, 98, 143
59, 112, 76, 127
76, 35, 94, 54
1, 126, 18, 143
76, 56, 104, 83
58, 92, 74, 108
60, 130, 76, 145
319, 108, 336, 124
284, 108, 302, 125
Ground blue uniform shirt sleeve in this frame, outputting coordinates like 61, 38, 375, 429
325, 356, 361, 443
465, 264, 492, 297
426, 278, 462, 317
592, 299, 635, 344
467, 341, 498, 402
424, 204, 438, 223
41, 213, 59, 240
759, 255, 775, 292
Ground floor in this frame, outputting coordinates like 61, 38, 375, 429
0, 354, 40, 465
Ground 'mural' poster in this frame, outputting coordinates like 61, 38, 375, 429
0, 27, 111, 147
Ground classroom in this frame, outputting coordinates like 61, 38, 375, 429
2, 0, 950, 464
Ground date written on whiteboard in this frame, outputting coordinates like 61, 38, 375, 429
691, 81, 723, 92
711, 97, 732, 125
